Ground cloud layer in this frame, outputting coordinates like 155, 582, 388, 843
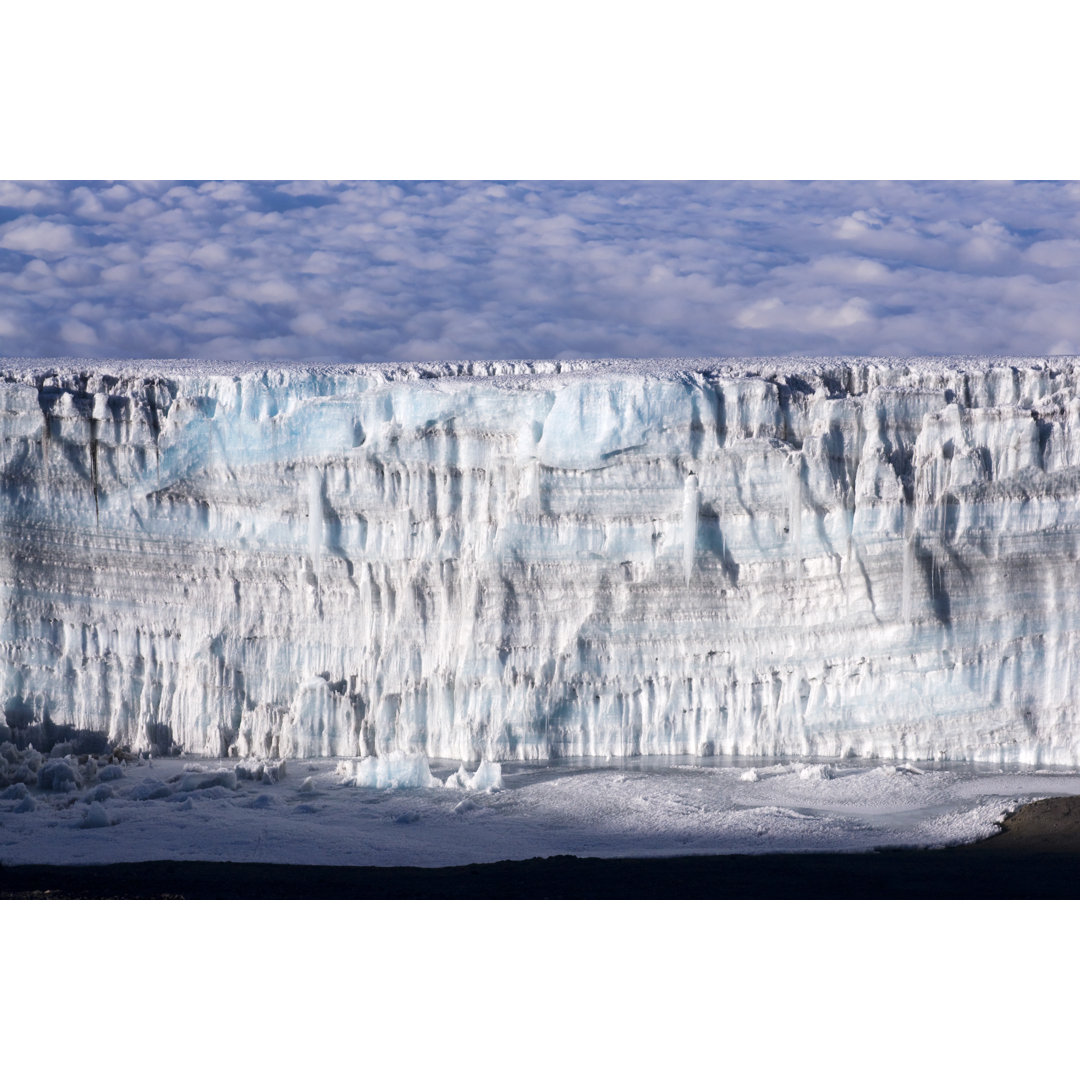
2, 180, 1080, 363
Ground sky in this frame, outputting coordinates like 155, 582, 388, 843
3, 180, 1080, 364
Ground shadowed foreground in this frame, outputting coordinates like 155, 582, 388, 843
4, 796, 1079, 900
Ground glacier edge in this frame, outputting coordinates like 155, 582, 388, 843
3, 356, 1080, 766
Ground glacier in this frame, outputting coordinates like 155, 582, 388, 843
3, 356, 1080, 766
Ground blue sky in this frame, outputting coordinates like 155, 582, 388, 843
3, 180, 1080, 363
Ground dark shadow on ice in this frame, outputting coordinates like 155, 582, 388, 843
3, 698, 109, 755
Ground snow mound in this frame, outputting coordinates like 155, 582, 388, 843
799, 764, 836, 781
128, 778, 171, 801
740, 762, 837, 783
98, 764, 125, 782
175, 767, 238, 792
37, 759, 80, 793
79, 803, 113, 828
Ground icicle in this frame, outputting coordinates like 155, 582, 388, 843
683, 473, 700, 584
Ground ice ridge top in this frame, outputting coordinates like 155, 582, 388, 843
1, 353, 1075, 381
3, 357, 1080, 765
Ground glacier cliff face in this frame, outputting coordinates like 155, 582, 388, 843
3, 357, 1080, 765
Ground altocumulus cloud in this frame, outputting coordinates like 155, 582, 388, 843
2, 180, 1080, 363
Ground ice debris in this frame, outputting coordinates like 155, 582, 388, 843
338, 752, 441, 790
234, 760, 286, 783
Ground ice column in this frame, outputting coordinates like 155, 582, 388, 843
307, 467, 324, 574
683, 473, 700, 584
844, 497, 855, 610
901, 505, 915, 624
789, 456, 802, 578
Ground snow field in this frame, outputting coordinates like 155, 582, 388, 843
3, 745, 1080, 867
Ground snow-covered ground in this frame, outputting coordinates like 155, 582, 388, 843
4, 750, 1080, 867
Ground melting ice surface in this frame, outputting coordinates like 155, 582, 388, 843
4, 751, 1080, 867
5, 355, 1080, 771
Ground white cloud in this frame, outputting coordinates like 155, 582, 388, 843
229, 278, 301, 305
0, 218, 79, 254
198, 181, 251, 202
802, 255, 893, 285
276, 180, 336, 197
60, 319, 98, 347
300, 251, 339, 275
190, 241, 230, 268
2, 180, 1080, 363
101, 263, 141, 285
1026, 239, 1080, 269
98, 184, 134, 206
290, 312, 328, 335
0, 181, 56, 210
733, 297, 785, 330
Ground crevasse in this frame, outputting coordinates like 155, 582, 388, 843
3, 356, 1080, 766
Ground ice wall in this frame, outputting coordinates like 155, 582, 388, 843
3, 356, 1080, 765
